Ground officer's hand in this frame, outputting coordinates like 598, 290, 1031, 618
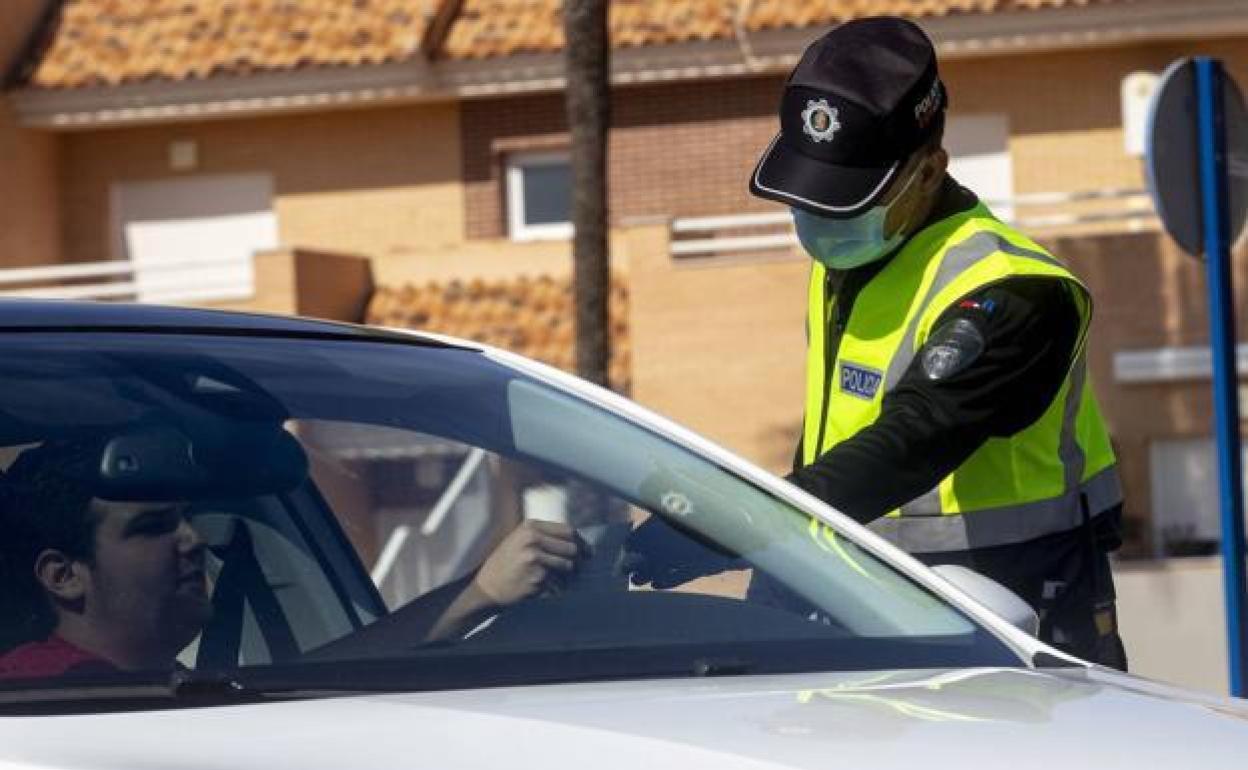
470, 520, 587, 607
621, 514, 742, 589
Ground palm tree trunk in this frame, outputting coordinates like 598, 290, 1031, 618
564, 0, 611, 387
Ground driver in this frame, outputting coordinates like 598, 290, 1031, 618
0, 439, 585, 680
0, 439, 210, 678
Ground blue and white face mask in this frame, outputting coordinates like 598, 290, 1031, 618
791, 166, 921, 271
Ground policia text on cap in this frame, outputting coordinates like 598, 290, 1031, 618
630, 16, 1128, 669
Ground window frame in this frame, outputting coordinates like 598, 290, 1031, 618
505, 150, 574, 242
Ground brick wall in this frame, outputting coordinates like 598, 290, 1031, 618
60, 101, 464, 265
624, 225, 807, 476
1055, 232, 1248, 555
462, 75, 782, 240
463, 36, 1248, 241
0, 0, 63, 267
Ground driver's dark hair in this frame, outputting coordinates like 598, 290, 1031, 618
0, 440, 103, 652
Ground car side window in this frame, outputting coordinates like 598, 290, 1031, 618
295, 419, 754, 613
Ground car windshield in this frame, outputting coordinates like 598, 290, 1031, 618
0, 331, 1019, 698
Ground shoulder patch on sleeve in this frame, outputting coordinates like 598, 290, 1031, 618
920, 317, 986, 380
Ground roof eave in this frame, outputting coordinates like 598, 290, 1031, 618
10, 0, 1248, 130
10, 58, 442, 130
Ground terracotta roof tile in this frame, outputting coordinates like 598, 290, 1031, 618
19, 0, 1133, 89
742, 0, 1121, 34
366, 274, 631, 392
443, 0, 739, 59
26, 0, 435, 89
442, 0, 1132, 60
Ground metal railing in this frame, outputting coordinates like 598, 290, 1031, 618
670, 188, 1158, 259
369, 447, 488, 589
985, 187, 1157, 230
0, 255, 255, 304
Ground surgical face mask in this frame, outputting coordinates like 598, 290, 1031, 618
791, 166, 921, 270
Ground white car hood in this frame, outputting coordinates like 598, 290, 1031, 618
3, 668, 1247, 770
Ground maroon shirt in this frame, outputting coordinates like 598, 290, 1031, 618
0, 636, 117, 680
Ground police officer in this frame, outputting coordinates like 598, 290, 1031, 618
745, 16, 1127, 669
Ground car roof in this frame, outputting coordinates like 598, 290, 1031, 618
0, 298, 452, 346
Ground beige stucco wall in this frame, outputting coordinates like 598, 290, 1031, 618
957, 35, 1248, 198
371, 230, 638, 288
0, 0, 62, 266
625, 224, 807, 475
374, 239, 576, 286
943, 37, 1248, 198
59, 102, 463, 265
201, 248, 375, 323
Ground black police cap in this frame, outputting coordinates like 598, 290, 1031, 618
749, 16, 947, 218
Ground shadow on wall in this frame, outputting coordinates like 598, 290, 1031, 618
757, 420, 802, 478
1049, 228, 1248, 387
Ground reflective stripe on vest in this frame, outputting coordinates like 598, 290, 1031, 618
802, 205, 1122, 553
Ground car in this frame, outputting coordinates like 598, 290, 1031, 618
0, 299, 1245, 769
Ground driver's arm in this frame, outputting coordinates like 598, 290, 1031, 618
423, 520, 586, 642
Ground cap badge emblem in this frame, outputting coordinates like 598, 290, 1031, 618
802, 99, 841, 144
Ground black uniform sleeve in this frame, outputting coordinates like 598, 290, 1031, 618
786, 275, 1082, 523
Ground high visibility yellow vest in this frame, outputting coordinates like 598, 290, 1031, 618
803, 203, 1120, 553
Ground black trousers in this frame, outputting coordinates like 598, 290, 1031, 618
917, 508, 1128, 671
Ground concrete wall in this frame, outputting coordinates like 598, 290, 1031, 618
1115, 557, 1229, 695
370, 228, 640, 287
204, 247, 374, 322
375, 239, 575, 286
0, 0, 62, 266
625, 224, 807, 475
59, 102, 464, 265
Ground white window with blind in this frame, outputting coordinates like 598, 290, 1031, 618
1150, 437, 1248, 557
505, 151, 573, 242
111, 173, 278, 304
944, 114, 1014, 223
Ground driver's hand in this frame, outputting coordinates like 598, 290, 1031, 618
621, 514, 743, 589
470, 520, 587, 607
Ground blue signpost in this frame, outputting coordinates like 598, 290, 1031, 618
1197, 58, 1248, 699
1147, 57, 1248, 697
